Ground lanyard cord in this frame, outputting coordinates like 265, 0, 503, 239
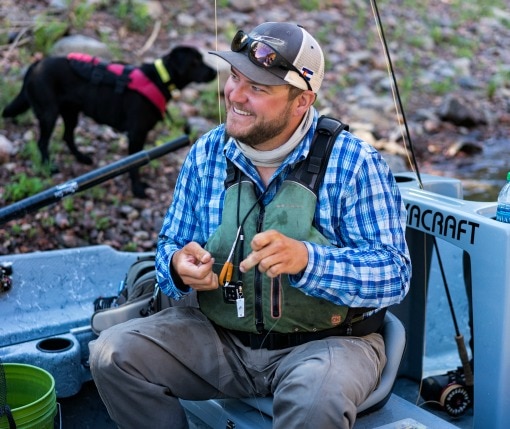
233, 170, 275, 280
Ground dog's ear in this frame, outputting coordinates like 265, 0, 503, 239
166, 46, 200, 64
165, 46, 216, 86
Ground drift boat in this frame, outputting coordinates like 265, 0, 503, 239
1, 133, 509, 428
2, 1, 509, 425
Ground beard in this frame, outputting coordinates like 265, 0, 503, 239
225, 103, 293, 148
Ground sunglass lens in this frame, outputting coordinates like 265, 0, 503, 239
231, 31, 248, 52
250, 42, 277, 67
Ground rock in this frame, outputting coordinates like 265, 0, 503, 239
383, 153, 408, 173
0, 135, 15, 164
51, 35, 112, 59
437, 95, 487, 127
144, 0, 164, 19
229, 0, 257, 13
445, 139, 483, 158
48, 0, 67, 10
177, 13, 196, 27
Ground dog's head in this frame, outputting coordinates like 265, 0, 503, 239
163, 46, 217, 89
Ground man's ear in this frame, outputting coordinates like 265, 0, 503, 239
294, 91, 316, 116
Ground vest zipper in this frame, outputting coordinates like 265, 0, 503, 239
254, 205, 265, 333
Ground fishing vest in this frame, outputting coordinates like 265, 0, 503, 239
199, 117, 350, 334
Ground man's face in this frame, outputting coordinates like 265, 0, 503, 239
224, 68, 296, 150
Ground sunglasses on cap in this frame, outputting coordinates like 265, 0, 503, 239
231, 30, 313, 92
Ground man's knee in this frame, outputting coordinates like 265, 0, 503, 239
89, 323, 138, 375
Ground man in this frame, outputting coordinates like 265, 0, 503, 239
90, 22, 411, 429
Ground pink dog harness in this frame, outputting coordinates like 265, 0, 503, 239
67, 53, 167, 116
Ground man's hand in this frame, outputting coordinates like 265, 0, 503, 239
240, 230, 308, 278
172, 242, 218, 290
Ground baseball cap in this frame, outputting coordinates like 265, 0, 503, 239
210, 22, 324, 93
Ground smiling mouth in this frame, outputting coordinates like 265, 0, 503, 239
232, 106, 252, 116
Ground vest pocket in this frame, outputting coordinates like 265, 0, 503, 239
271, 275, 282, 319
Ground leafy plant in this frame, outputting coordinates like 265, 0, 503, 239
31, 0, 95, 54
487, 68, 510, 99
67, 0, 95, 29
113, 0, 151, 33
94, 215, 111, 231
122, 241, 138, 252
32, 16, 68, 54
197, 84, 224, 122
17, 140, 54, 176
62, 197, 75, 213
298, 0, 322, 12
3, 173, 49, 202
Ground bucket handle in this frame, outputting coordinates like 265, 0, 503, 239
0, 404, 16, 429
0, 358, 16, 429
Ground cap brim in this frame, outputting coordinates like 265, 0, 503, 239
209, 50, 288, 87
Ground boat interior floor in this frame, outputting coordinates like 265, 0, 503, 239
57, 376, 473, 428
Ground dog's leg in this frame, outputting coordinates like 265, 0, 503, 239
34, 107, 60, 172
61, 109, 93, 165
127, 128, 150, 198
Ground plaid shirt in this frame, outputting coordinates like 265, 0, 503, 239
156, 109, 411, 309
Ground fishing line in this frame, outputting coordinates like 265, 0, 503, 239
213, 0, 223, 124
369, 0, 423, 190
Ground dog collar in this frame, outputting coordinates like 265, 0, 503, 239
155, 58, 176, 91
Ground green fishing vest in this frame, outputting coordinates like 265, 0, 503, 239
199, 117, 349, 334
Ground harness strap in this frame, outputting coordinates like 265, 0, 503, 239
115, 65, 134, 94
90, 61, 109, 85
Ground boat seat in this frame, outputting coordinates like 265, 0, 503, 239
240, 311, 406, 416
181, 311, 406, 426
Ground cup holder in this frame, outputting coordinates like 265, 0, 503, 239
36, 337, 73, 353
395, 175, 414, 183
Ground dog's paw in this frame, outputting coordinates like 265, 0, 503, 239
49, 164, 60, 175
77, 154, 93, 165
132, 182, 149, 199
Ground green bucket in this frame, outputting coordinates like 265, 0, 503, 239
0, 363, 57, 429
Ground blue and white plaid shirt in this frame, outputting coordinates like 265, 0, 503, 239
156, 109, 411, 309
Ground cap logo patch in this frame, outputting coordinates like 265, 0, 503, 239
301, 67, 314, 81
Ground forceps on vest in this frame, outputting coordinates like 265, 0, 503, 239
219, 225, 243, 286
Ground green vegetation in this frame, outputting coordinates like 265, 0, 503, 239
114, 0, 151, 33
32, 0, 95, 54
1, 0, 506, 252
487, 67, 510, 99
122, 242, 138, 252
377, 0, 506, 102
3, 173, 49, 202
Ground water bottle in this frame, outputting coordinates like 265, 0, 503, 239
496, 171, 510, 223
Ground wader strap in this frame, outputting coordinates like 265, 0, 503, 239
286, 115, 348, 195
229, 308, 386, 350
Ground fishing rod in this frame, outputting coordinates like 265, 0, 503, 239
0, 135, 189, 226
369, 0, 474, 400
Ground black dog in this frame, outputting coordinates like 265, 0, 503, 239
2, 46, 217, 197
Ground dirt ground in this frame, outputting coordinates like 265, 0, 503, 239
1, 0, 509, 254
